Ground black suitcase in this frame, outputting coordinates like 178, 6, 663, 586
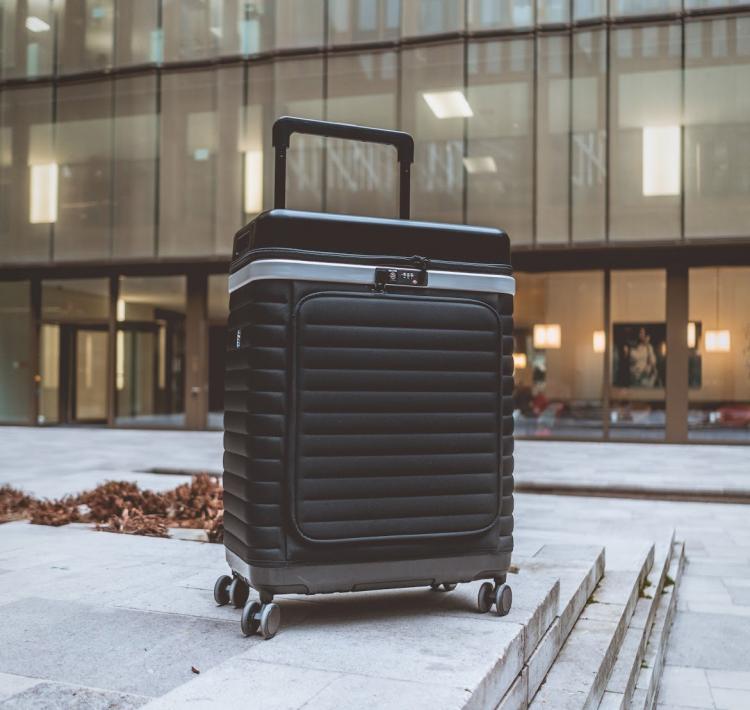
214, 117, 516, 638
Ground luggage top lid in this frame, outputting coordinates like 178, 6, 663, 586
231, 117, 510, 276
230, 209, 510, 274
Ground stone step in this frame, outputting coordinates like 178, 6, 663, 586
497, 545, 606, 709
597, 531, 677, 710
528, 542, 655, 710
629, 541, 686, 710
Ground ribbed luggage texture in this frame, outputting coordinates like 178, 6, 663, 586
224, 281, 513, 564
293, 292, 502, 542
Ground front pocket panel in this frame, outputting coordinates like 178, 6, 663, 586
292, 292, 503, 543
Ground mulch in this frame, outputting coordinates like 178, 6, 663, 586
0, 475, 223, 542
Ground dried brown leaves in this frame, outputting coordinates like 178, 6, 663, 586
2, 475, 223, 542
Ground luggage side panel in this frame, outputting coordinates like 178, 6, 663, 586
223, 280, 291, 563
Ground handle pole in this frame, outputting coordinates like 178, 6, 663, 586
272, 116, 413, 219
274, 146, 287, 210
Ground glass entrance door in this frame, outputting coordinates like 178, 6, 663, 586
74, 328, 108, 422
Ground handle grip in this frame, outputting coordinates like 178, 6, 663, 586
272, 116, 414, 219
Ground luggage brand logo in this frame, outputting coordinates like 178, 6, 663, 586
236, 329, 241, 349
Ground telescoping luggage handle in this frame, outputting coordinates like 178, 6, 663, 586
272, 116, 414, 220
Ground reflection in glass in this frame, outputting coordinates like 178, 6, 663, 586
159, 68, 244, 257
0, 281, 32, 423
572, 29, 607, 243
113, 75, 157, 258
39, 323, 60, 424
467, 39, 533, 243
402, 0, 464, 37
116, 276, 186, 427
55, 80, 113, 261
610, 270, 667, 440
611, 0, 681, 15
115, 0, 160, 66
467, 0, 534, 30
326, 52, 398, 218
573, 0, 607, 20
610, 24, 681, 242
688, 267, 750, 442
513, 272, 604, 439
75, 329, 108, 421
0, 85, 54, 262
328, 0, 400, 45
0, 0, 55, 79
685, 17, 750, 239
401, 43, 463, 224
537, 34, 570, 244
207, 274, 228, 430
272, 58, 325, 212
42, 279, 109, 321
57, 0, 114, 74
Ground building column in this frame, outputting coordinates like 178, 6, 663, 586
185, 273, 208, 429
666, 266, 688, 442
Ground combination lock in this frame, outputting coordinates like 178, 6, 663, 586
374, 267, 428, 288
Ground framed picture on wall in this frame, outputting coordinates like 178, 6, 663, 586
612, 323, 667, 389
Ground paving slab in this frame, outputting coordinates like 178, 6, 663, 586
0, 522, 589, 710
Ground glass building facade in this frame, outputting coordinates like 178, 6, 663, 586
0, 0, 749, 442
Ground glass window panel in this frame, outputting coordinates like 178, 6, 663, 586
0, 84, 53, 262
326, 51, 398, 219
38, 323, 59, 424
116, 275, 186, 427
207, 273, 227, 429
572, 29, 607, 243
245, 61, 273, 216
467, 39, 533, 244
610, 24, 681, 242
514, 272, 604, 439
610, 269, 667, 440
537, 34, 570, 245
163, 0, 222, 61
113, 74, 157, 258
158, 69, 216, 257
686, 0, 748, 7
215, 66, 244, 255
0, 0, 55, 79
401, 0, 464, 37
114, 0, 160, 66
274, 0, 325, 49
537, 0, 568, 24
688, 267, 750, 442
328, 0, 400, 45
0, 281, 32, 423
55, 80, 113, 261
612, 0, 681, 15
573, 0, 607, 21
401, 42, 463, 224
57, 0, 114, 74
271, 57, 325, 212
685, 17, 750, 239
467, 0, 534, 30
42, 278, 109, 321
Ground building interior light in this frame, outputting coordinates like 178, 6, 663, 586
422, 90, 473, 119
25, 16, 50, 32
29, 163, 58, 224
592, 330, 606, 353
115, 330, 125, 391
463, 156, 497, 175
642, 126, 680, 197
533, 323, 561, 350
687, 321, 697, 349
116, 298, 125, 322
705, 330, 731, 353
244, 150, 263, 214
513, 352, 527, 370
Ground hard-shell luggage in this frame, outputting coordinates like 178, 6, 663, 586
213, 117, 516, 638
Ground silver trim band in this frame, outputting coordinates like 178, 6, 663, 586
228, 258, 515, 295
